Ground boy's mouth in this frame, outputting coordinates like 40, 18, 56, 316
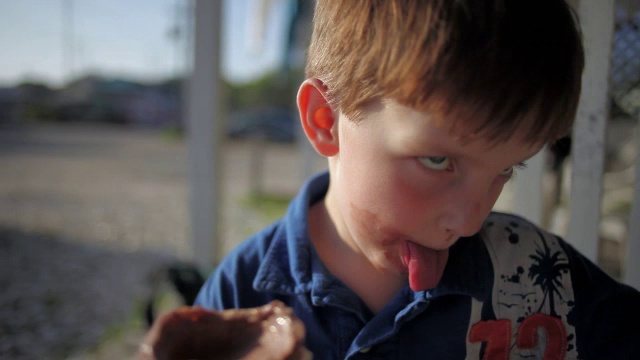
402, 240, 449, 291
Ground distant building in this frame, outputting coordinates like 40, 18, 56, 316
0, 83, 54, 124
0, 87, 19, 123
51, 76, 181, 127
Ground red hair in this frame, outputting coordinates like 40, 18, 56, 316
306, 0, 584, 144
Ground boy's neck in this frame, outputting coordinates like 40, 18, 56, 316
308, 191, 407, 314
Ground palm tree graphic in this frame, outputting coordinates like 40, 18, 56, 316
528, 232, 569, 317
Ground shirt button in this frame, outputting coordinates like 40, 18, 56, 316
359, 347, 371, 353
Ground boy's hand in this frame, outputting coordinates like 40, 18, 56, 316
138, 300, 312, 360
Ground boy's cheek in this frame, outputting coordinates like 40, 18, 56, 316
350, 185, 440, 236
389, 174, 446, 214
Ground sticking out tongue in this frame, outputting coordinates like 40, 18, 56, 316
404, 241, 449, 291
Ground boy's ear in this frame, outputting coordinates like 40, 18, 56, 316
297, 78, 339, 157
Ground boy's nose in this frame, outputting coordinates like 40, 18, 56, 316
438, 200, 487, 237
438, 180, 497, 237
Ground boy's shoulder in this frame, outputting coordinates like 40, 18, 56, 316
479, 212, 574, 288
480, 211, 588, 272
196, 211, 316, 309
471, 212, 640, 359
478, 211, 632, 301
480, 211, 630, 292
195, 221, 286, 309
196, 172, 330, 310
474, 213, 578, 356
482, 211, 551, 241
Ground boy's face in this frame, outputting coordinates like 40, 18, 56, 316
326, 100, 542, 290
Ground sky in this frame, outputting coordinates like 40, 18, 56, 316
0, 0, 292, 87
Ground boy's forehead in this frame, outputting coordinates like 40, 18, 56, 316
375, 98, 542, 151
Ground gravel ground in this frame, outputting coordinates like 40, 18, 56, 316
0, 122, 323, 359
0, 227, 173, 359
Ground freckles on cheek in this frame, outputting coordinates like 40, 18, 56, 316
360, 172, 429, 227
388, 174, 430, 215
348, 202, 403, 244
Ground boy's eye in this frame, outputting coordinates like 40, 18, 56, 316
418, 156, 451, 171
502, 162, 528, 177
500, 167, 514, 176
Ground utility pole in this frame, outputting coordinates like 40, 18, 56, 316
62, 0, 74, 84
186, 0, 224, 270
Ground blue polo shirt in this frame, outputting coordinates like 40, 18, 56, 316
195, 172, 640, 359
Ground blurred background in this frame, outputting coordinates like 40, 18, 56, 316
0, 0, 638, 359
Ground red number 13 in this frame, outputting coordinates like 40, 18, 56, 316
469, 313, 567, 360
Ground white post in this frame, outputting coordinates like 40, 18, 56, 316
512, 151, 545, 226
625, 126, 640, 289
186, 0, 223, 270
567, 0, 615, 262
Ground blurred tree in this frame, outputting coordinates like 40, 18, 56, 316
225, 68, 303, 112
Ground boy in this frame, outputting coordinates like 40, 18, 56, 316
196, 0, 640, 358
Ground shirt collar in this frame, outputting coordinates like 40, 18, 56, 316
253, 171, 330, 295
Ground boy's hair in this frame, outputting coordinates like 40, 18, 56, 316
305, 0, 584, 144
